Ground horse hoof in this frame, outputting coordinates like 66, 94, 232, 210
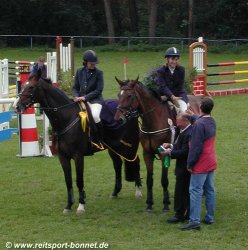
76, 203, 85, 214
110, 194, 118, 199
63, 208, 72, 214
76, 209, 85, 215
135, 187, 142, 199
135, 193, 142, 199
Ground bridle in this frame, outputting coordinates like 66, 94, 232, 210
17, 85, 81, 137
18, 87, 76, 112
117, 87, 138, 121
117, 86, 161, 122
117, 85, 176, 138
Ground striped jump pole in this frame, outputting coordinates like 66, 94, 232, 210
189, 38, 248, 96
207, 79, 248, 86
207, 70, 248, 76
207, 61, 248, 67
206, 60, 248, 96
8, 61, 35, 65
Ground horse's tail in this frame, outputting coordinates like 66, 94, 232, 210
124, 156, 140, 182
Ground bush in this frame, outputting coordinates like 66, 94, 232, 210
58, 71, 73, 97
185, 68, 197, 94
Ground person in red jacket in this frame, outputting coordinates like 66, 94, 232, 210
181, 97, 217, 231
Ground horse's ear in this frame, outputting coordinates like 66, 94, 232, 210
130, 76, 139, 87
28, 69, 42, 82
115, 76, 124, 86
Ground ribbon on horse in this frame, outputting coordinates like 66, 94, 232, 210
79, 102, 88, 132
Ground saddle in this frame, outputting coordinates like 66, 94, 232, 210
77, 100, 140, 161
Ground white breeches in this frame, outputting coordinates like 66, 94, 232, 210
177, 100, 188, 113
87, 102, 102, 123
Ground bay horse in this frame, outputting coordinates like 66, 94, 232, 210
114, 77, 202, 212
15, 73, 142, 214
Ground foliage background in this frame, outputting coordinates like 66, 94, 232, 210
0, 0, 248, 42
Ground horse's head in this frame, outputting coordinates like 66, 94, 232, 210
14, 71, 46, 113
114, 76, 139, 125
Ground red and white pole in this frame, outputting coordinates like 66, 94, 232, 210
18, 107, 40, 157
17, 69, 41, 157
123, 57, 128, 80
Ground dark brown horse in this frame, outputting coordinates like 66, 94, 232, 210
15, 74, 142, 214
114, 78, 202, 212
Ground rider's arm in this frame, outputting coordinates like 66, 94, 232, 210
157, 69, 174, 99
84, 70, 104, 102
72, 68, 81, 97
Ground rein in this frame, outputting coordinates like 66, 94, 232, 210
49, 102, 83, 137
38, 102, 76, 112
119, 87, 170, 134
58, 116, 80, 136
139, 102, 161, 117
19, 93, 76, 112
139, 126, 173, 135
19, 91, 81, 137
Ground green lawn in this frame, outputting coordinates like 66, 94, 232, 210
1, 49, 248, 249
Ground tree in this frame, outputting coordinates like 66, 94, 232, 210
129, 0, 139, 35
148, 0, 157, 44
103, 0, 115, 44
188, 0, 194, 43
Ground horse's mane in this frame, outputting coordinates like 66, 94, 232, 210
38, 77, 73, 103
137, 81, 161, 101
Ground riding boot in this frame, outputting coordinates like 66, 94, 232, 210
96, 122, 104, 142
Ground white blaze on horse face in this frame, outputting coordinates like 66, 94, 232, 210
120, 90, 124, 96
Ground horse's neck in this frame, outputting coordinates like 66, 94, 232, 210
135, 86, 170, 130
40, 87, 79, 132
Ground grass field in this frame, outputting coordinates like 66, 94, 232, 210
1, 48, 248, 249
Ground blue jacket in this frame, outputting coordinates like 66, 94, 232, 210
171, 125, 192, 176
72, 67, 104, 104
30, 63, 47, 78
187, 115, 217, 174
156, 65, 188, 103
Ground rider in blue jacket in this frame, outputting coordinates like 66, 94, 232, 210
72, 50, 104, 124
156, 47, 188, 112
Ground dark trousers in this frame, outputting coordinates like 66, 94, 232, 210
174, 171, 191, 219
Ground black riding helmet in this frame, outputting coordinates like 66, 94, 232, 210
165, 47, 180, 58
83, 50, 98, 64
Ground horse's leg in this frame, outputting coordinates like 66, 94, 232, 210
108, 150, 122, 199
161, 165, 170, 213
58, 154, 74, 213
144, 151, 155, 212
75, 155, 86, 214
129, 156, 142, 199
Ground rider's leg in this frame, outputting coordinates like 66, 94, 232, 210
177, 100, 188, 113
87, 102, 103, 143
87, 103, 102, 123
